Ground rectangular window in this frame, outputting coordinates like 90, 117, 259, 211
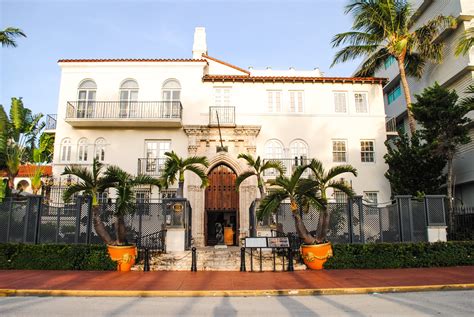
334, 190, 348, 204
360, 140, 375, 162
267, 90, 282, 112
332, 140, 347, 162
384, 56, 396, 69
364, 192, 378, 205
289, 90, 304, 113
214, 88, 231, 107
145, 140, 171, 174
354, 92, 368, 113
61, 145, 71, 162
333, 92, 347, 113
387, 84, 402, 104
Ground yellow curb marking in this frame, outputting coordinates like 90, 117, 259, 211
0, 284, 473, 297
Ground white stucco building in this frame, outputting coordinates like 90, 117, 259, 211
374, 0, 474, 205
50, 27, 391, 247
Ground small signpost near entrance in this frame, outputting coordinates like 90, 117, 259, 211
243, 237, 293, 272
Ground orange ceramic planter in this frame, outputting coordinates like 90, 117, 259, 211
300, 242, 333, 270
107, 245, 137, 272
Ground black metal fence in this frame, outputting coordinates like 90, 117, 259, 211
450, 206, 474, 241
0, 196, 192, 248
270, 195, 447, 244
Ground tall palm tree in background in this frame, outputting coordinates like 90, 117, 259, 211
104, 166, 161, 244
235, 153, 284, 198
305, 159, 357, 242
0, 27, 26, 47
455, 27, 474, 57
331, 0, 455, 135
160, 151, 209, 198
62, 159, 115, 245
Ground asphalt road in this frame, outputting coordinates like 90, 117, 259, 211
0, 290, 473, 316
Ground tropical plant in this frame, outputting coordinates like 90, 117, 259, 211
235, 153, 284, 198
411, 83, 472, 232
258, 159, 357, 244
455, 26, 474, 57
0, 27, 26, 47
160, 151, 209, 198
29, 165, 44, 195
62, 159, 116, 245
384, 132, 446, 196
331, 0, 456, 134
103, 166, 161, 244
0, 98, 44, 189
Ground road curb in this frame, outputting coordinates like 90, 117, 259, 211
1, 283, 474, 297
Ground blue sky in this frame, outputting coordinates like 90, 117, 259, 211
1, 0, 362, 115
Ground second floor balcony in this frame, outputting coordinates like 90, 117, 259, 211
385, 117, 398, 137
209, 106, 236, 127
65, 101, 183, 128
137, 157, 167, 176
262, 157, 311, 177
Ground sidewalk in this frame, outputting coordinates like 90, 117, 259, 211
1, 266, 473, 297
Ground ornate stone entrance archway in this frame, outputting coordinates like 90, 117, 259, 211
205, 164, 239, 246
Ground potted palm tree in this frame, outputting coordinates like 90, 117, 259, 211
159, 151, 209, 198
258, 159, 357, 270
62, 159, 161, 271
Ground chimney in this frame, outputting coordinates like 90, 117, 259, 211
192, 27, 207, 59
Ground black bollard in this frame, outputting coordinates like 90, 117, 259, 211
240, 247, 246, 272
191, 247, 197, 272
144, 248, 150, 272
287, 248, 294, 272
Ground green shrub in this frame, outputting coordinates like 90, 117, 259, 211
0, 244, 116, 270
324, 241, 474, 269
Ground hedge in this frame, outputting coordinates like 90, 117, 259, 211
324, 241, 474, 269
0, 244, 116, 270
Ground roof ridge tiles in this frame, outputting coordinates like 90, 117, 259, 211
57, 58, 207, 63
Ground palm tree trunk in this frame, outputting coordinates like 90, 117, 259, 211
317, 207, 330, 242
446, 152, 455, 234
291, 199, 315, 244
91, 204, 114, 245
397, 55, 417, 135
315, 208, 325, 241
177, 181, 184, 198
115, 215, 127, 245
257, 176, 265, 199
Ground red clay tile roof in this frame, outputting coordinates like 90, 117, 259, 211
202, 75, 387, 84
0, 165, 52, 178
58, 58, 207, 63
202, 54, 251, 75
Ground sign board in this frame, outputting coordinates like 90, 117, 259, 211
245, 237, 268, 248
267, 237, 290, 248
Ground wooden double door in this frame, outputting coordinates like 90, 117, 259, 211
205, 164, 239, 246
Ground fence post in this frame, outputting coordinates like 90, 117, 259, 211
378, 206, 384, 243
74, 196, 82, 244
240, 247, 246, 272
85, 196, 93, 244
287, 248, 294, 272
396, 196, 404, 242
355, 196, 364, 243
23, 197, 32, 243
347, 197, 354, 243
34, 196, 43, 244
6, 198, 13, 242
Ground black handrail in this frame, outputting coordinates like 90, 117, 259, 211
136, 229, 167, 252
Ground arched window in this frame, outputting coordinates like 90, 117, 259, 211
290, 139, 308, 159
162, 79, 181, 118
60, 138, 72, 162
77, 79, 97, 118
94, 138, 106, 162
265, 139, 284, 158
77, 138, 89, 162
120, 79, 139, 117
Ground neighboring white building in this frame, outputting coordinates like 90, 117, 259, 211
50, 27, 391, 247
374, 0, 474, 205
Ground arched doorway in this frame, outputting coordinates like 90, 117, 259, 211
205, 164, 239, 246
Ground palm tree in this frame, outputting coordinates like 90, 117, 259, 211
103, 166, 161, 244
160, 151, 209, 198
62, 159, 115, 245
235, 153, 284, 198
305, 159, 357, 242
0, 27, 26, 47
257, 166, 319, 244
331, 0, 455, 135
455, 27, 474, 57
258, 159, 357, 244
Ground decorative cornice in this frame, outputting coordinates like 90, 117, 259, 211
183, 125, 261, 137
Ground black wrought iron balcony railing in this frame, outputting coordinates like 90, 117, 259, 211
66, 101, 182, 120
45, 114, 57, 130
262, 157, 311, 177
385, 117, 398, 135
137, 158, 167, 176
209, 106, 235, 126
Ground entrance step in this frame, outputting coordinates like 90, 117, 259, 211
133, 247, 306, 271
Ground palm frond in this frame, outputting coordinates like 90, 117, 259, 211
185, 164, 209, 188
353, 47, 389, 77
132, 174, 162, 188
403, 53, 426, 78
261, 159, 284, 175
455, 27, 474, 56
0, 27, 26, 47
237, 153, 256, 167
257, 190, 288, 220
459, 85, 474, 109
235, 170, 257, 189
327, 180, 355, 198
324, 165, 358, 183
331, 44, 380, 67
182, 155, 209, 167
62, 183, 88, 203
62, 165, 94, 188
